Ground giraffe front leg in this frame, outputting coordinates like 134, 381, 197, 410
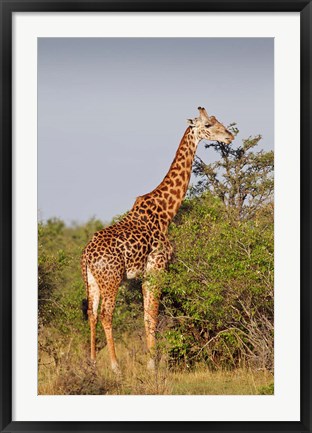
142, 278, 161, 370
143, 243, 171, 370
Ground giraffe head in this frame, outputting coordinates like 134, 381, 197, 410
188, 106, 234, 144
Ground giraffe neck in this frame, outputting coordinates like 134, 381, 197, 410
147, 126, 199, 228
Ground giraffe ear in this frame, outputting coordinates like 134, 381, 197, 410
208, 115, 217, 124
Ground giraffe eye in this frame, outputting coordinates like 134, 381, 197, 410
205, 124, 211, 128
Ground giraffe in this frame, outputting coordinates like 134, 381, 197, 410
81, 107, 234, 373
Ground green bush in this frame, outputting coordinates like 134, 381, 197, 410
160, 193, 273, 370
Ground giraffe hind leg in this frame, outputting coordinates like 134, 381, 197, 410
99, 278, 121, 374
87, 268, 100, 361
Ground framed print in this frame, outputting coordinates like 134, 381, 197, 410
1, 1, 311, 432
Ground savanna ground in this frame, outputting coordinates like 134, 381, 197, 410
39, 332, 273, 395
38, 128, 274, 395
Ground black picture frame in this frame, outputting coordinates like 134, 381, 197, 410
1, 1, 311, 432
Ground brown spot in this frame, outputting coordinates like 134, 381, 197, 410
159, 199, 166, 208
160, 217, 167, 225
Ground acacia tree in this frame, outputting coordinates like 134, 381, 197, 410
191, 125, 274, 219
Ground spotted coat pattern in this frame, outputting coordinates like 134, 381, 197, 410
81, 107, 234, 372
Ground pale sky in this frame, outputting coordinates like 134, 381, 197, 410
38, 38, 274, 224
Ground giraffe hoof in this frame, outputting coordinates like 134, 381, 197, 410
147, 358, 156, 371
111, 363, 121, 375
90, 359, 97, 368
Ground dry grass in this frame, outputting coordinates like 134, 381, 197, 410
170, 369, 273, 395
38, 332, 273, 396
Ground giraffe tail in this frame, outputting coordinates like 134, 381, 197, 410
82, 298, 88, 320
81, 252, 89, 321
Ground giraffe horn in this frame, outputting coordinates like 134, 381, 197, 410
198, 106, 209, 119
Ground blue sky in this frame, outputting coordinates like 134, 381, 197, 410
38, 37, 274, 224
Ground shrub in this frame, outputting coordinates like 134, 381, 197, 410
160, 193, 273, 370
